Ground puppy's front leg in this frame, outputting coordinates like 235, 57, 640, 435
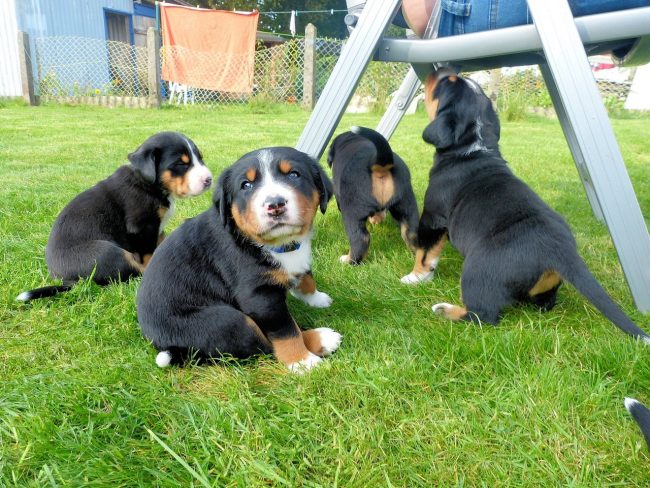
290, 272, 332, 308
401, 227, 448, 284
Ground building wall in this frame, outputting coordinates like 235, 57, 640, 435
0, 0, 22, 97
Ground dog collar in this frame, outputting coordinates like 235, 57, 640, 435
268, 242, 301, 253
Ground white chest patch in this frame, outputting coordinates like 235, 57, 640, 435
267, 238, 312, 277
159, 198, 176, 234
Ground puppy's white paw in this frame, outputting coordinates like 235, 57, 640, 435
313, 327, 342, 356
432, 302, 454, 314
339, 254, 352, 264
287, 352, 322, 374
290, 289, 333, 308
400, 271, 433, 284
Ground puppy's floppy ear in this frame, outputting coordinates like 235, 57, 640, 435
422, 112, 456, 149
128, 140, 159, 183
213, 168, 232, 226
307, 156, 333, 214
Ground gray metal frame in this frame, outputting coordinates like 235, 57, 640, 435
296, 1, 650, 312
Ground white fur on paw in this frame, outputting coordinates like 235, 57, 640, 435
314, 327, 342, 356
401, 271, 433, 284
287, 352, 322, 374
339, 254, 352, 264
432, 303, 454, 315
156, 351, 172, 368
291, 289, 333, 308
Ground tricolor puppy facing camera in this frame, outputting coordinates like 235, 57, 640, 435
17, 131, 212, 302
327, 126, 419, 265
404, 68, 650, 344
137, 147, 341, 372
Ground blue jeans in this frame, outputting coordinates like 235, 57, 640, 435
438, 0, 650, 37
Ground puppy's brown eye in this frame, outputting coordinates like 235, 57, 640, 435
288, 170, 300, 179
241, 181, 253, 190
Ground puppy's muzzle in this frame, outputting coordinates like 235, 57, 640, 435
265, 196, 287, 217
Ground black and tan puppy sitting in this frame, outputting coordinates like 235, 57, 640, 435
327, 126, 419, 264
137, 147, 341, 373
17, 132, 212, 301
402, 68, 650, 343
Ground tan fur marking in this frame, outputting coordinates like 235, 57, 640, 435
244, 315, 271, 347
231, 203, 265, 243
297, 190, 320, 236
368, 211, 386, 225
245, 168, 257, 182
400, 223, 417, 251
161, 169, 190, 198
296, 273, 316, 294
371, 167, 395, 207
302, 329, 328, 356
438, 304, 468, 321
411, 235, 448, 274
448, 75, 458, 82
529, 270, 561, 296
181, 154, 190, 164
123, 250, 145, 273
370, 164, 394, 172
142, 254, 153, 267
157, 232, 165, 245
272, 328, 310, 365
424, 72, 440, 121
278, 160, 292, 174
158, 207, 167, 220
265, 269, 291, 287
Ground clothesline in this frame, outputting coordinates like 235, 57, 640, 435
260, 9, 348, 16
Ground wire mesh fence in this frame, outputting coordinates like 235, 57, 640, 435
35, 36, 150, 100
31, 34, 638, 115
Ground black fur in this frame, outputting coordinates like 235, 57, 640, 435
625, 398, 650, 450
327, 126, 419, 264
17, 132, 211, 302
137, 147, 335, 367
416, 73, 649, 342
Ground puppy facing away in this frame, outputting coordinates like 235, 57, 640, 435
403, 68, 650, 343
625, 398, 650, 450
17, 132, 212, 301
327, 126, 419, 264
136, 147, 341, 372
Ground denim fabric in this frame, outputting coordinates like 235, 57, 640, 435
438, 0, 650, 38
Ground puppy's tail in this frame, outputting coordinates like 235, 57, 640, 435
351, 126, 394, 166
624, 398, 650, 449
555, 253, 650, 343
16, 284, 73, 302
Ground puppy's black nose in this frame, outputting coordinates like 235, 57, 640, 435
265, 196, 287, 216
203, 176, 212, 187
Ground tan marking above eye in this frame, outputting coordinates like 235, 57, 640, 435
246, 167, 257, 181
181, 154, 190, 164
448, 75, 458, 82
279, 160, 292, 174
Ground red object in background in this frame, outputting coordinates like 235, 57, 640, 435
160, 5, 259, 93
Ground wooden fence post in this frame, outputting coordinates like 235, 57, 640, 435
17, 31, 36, 105
147, 27, 162, 108
302, 23, 317, 110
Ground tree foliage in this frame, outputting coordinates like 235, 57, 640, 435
194, 0, 349, 38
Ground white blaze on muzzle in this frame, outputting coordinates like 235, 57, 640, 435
184, 139, 213, 196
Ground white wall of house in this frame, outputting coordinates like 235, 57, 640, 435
0, 0, 22, 97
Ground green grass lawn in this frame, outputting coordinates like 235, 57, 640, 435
1, 101, 649, 486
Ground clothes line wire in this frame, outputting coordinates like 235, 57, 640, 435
260, 9, 348, 16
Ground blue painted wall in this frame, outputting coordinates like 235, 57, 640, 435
15, 0, 141, 96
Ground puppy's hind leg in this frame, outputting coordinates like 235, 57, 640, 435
389, 190, 419, 252
433, 264, 510, 325
340, 215, 370, 265
49, 240, 144, 286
